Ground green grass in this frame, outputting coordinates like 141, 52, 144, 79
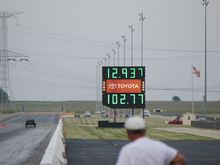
4, 100, 219, 115
63, 116, 213, 140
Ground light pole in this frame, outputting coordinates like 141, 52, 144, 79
96, 64, 98, 112
138, 12, 145, 66
107, 54, 111, 66
103, 57, 107, 66
100, 60, 103, 112
129, 25, 135, 66
116, 41, 120, 66
112, 49, 116, 66
138, 12, 146, 118
121, 35, 127, 66
129, 25, 135, 116
97, 62, 101, 112
202, 0, 209, 114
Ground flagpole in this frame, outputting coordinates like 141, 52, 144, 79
191, 65, 194, 114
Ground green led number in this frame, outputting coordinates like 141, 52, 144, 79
130, 94, 136, 104
138, 94, 144, 104
130, 68, 136, 78
107, 68, 110, 79
122, 68, 128, 78
138, 68, 144, 77
120, 94, 126, 104
112, 94, 118, 104
112, 68, 118, 78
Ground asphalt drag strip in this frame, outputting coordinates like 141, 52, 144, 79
0, 113, 59, 165
66, 139, 220, 165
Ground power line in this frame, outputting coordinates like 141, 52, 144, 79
11, 64, 95, 84
18, 24, 114, 46
9, 25, 220, 53
10, 28, 114, 48
10, 48, 220, 62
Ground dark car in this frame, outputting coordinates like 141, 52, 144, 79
25, 119, 36, 128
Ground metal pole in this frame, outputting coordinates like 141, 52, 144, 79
96, 65, 98, 112
112, 49, 116, 66
121, 35, 126, 66
98, 62, 101, 112
129, 25, 135, 116
138, 12, 145, 118
191, 65, 194, 114
0, 11, 23, 114
202, 0, 209, 114
100, 60, 103, 112
138, 12, 145, 66
129, 25, 134, 66
103, 57, 107, 66
116, 42, 120, 66
107, 54, 110, 66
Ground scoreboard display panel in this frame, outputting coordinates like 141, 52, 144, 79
102, 66, 145, 108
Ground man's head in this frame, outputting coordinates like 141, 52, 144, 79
124, 116, 146, 141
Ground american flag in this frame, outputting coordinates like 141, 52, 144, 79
192, 66, 200, 77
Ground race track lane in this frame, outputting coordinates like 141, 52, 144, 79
0, 114, 59, 165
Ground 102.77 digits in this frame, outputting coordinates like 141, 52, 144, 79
102, 93, 145, 108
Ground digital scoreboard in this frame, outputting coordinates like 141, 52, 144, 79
102, 67, 145, 108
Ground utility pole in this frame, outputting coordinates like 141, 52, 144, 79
115, 42, 120, 66
121, 35, 127, 66
129, 25, 135, 116
100, 60, 103, 112
138, 12, 145, 118
138, 12, 145, 66
96, 64, 98, 112
97, 62, 101, 112
129, 25, 135, 66
111, 49, 116, 66
202, 0, 209, 114
103, 57, 107, 66
107, 54, 110, 66
0, 11, 27, 114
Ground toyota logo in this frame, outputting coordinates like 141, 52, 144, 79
108, 83, 117, 89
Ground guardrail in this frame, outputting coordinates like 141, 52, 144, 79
40, 118, 67, 165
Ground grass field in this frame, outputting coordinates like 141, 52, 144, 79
6, 100, 220, 115
63, 116, 214, 140
1, 100, 217, 140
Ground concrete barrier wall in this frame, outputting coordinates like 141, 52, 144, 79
191, 120, 220, 129
40, 119, 67, 165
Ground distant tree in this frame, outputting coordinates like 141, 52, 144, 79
0, 88, 9, 103
172, 96, 181, 101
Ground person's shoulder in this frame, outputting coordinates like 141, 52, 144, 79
144, 138, 175, 150
122, 137, 148, 150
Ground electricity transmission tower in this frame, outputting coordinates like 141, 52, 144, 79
0, 11, 28, 113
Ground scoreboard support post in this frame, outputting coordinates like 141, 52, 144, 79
114, 108, 116, 122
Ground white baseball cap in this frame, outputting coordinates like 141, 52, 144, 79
125, 116, 146, 130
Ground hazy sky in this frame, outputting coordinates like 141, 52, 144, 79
0, 0, 219, 101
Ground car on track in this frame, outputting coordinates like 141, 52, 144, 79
125, 112, 132, 118
25, 119, 36, 128
84, 111, 92, 117
153, 109, 164, 113
143, 110, 151, 118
